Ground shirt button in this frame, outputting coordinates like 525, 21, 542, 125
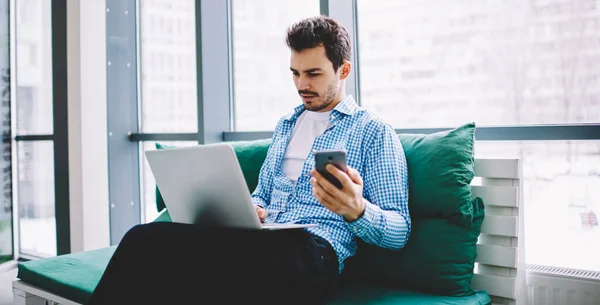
353, 227, 358, 233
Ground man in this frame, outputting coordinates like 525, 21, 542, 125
89, 16, 410, 305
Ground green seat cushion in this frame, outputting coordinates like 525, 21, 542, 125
398, 122, 477, 227
16, 214, 172, 303
17, 246, 116, 304
328, 284, 490, 305
15, 244, 488, 305
153, 209, 172, 222
155, 139, 272, 212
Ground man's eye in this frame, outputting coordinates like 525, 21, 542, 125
308, 73, 319, 77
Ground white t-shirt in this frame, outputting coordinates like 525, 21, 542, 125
281, 110, 332, 183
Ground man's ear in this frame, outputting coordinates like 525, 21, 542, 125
339, 60, 352, 80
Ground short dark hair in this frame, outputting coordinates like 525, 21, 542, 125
286, 16, 351, 72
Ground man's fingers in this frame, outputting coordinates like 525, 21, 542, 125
258, 209, 267, 220
310, 169, 323, 180
253, 205, 267, 222
347, 167, 363, 185
310, 174, 340, 198
312, 186, 335, 209
311, 169, 342, 194
311, 181, 337, 205
326, 165, 352, 188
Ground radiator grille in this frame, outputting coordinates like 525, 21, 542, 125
527, 264, 600, 282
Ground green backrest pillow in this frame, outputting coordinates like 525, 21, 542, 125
399, 122, 477, 228
340, 122, 482, 296
341, 198, 484, 296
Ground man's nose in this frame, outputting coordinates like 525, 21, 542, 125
297, 76, 310, 90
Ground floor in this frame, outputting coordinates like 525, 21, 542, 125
0, 261, 17, 305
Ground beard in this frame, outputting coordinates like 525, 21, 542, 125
301, 81, 338, 112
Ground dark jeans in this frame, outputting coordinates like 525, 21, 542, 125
88, 222, 339, 305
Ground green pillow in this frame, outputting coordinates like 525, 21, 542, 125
342, 198, 484, 297
340, 122, 482, 296
154, 139, 272, 212
398, 122, 476, 227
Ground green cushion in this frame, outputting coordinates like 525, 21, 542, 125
153, 209, 172, 222
155, 139, 272, 212
329, 284, 490, 305
343, 198, 484, 297
17, 246, 116, 304
340, 123, 483, 296
398, 122, 476, 227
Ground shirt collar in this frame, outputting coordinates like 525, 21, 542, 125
284, 95, 358, 122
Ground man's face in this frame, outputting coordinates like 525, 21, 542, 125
290, 45, 341, 112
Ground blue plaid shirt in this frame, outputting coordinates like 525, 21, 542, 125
251, 95, 411, 273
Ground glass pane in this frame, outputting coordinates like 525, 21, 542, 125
17, 141, 56, 257
232, 0, 320, 131
357, 1, 600, 128
139, 141, 197, 223
0, 0, 11, 263
475, 140, 600, 271
139, 0, 198, 133
15, 0, 53, 135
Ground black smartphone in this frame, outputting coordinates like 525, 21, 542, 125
314, 150, 348, 189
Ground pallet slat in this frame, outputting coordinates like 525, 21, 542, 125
472, 185, 518, 207
476, 244, 518, 268
472, 274, 516, 300
475, 159, 520, 179
481, 215, 518, 237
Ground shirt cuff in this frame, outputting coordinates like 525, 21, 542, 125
346, 199, 379, 237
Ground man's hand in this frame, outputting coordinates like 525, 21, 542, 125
254, 204, 268, 223
310, 165, 366, 222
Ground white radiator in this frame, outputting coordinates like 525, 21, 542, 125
526, 265, 600, 305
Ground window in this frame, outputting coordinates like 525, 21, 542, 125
232, 0, 321, 131
15, 0, 55, 257
357, 0, 600, 128
356, 0, 600, 272
139, 0, 198, 133
476, 140, 600, 271
16, 0, 53, 135
17, 141, 56, 257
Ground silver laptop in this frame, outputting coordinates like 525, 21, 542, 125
144, 143, 316, 230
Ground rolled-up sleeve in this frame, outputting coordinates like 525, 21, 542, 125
345, 123, 411, 249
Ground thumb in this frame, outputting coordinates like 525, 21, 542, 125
347, 167, 363, 186
255, 206, 268, 221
